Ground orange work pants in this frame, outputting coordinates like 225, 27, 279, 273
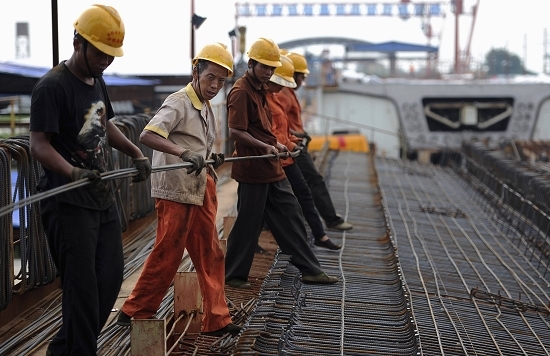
121, 175, 231, 332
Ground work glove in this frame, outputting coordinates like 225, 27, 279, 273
132, 157, 152, 182
71, 167, 110, 198
298, 139, 308, 150
292, 145, 304, 156
210, 153, 225, 170
303, 131, 312, 147
180, 151, 205, 176
71, 167, 102, 182
295, 130, 310, 139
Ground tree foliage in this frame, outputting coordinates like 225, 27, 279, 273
484, 48, 524, 75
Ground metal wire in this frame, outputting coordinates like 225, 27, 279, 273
0, 151, 300, 219
376, 156, 550, 355
233, 151, 419, 356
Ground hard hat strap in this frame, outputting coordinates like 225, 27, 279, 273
82, 40, 100, 79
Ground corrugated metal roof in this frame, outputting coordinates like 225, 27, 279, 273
0, 62, 159, 86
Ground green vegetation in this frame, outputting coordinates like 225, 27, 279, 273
485, 48, 536, 76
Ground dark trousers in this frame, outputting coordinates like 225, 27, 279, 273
41, 200, 124, 356
283, 163, 326, 240
295, 151, 343, 226
225, 178, 323, 281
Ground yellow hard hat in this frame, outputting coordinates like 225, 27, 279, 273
73, 4, 125, 57
193, 42, 234, 77
280, 48, 289, 55
287, 52, 310, 75
247, 37, 281, 67
269, 56, 296, 88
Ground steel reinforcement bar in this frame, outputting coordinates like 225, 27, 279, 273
377, 157, 550, 355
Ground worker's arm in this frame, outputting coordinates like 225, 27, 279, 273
108, 121, 152, 182
107, 120, 145, 159
29, 131, 74, 179
229, 127, 279, 156
139, 129, 184, 157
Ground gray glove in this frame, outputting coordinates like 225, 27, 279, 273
297, 139, 308, 153
180, 151, 204, 176
292, 145, 304, 156
71, 167, 110, 198
210, 153, 225, 169
71, 167, 102, 183
132, 157, 152, 182
303, 131, 312, 147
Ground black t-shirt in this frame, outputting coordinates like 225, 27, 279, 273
30, 61, 115, 210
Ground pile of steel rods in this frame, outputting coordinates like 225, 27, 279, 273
232, 152, 419, 355
377, 156, 550, 355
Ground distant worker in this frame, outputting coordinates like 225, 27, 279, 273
224, 37, 339, 289
266, 55, 341, 250
29, 5, 152, 355
279, 52, 353, 231
117, 43, 241, 337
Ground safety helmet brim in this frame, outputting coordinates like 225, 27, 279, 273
254, 58, 282, 68
269, 74, 296, 88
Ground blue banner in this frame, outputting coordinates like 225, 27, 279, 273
235, 3, 446, 17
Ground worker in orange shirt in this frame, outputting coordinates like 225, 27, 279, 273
278, 52, 353, 231
266, 55, 341, 250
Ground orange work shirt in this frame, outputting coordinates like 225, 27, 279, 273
266, 91, 299, 167
278, 86, 304, 134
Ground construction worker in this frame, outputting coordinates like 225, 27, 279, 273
279, 52, 353, 231
116, 43, 241, 337
29, 5, 152, 355
266, 55, 341, 250
224, 37, 339, 289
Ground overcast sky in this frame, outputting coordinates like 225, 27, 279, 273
2, 0, 550, 75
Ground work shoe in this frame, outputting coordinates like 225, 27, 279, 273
116, 311, 131, 327
314, 238, 341, 250
226, 278, 251, 289
302, 272, 339, 285
203, 323, 242, 337
326, 221, 353, 231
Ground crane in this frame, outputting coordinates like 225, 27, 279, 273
462, 0, 481, 73
234, 1, 481, 76
234, 1, 447, 53
452, 0, 480, 74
